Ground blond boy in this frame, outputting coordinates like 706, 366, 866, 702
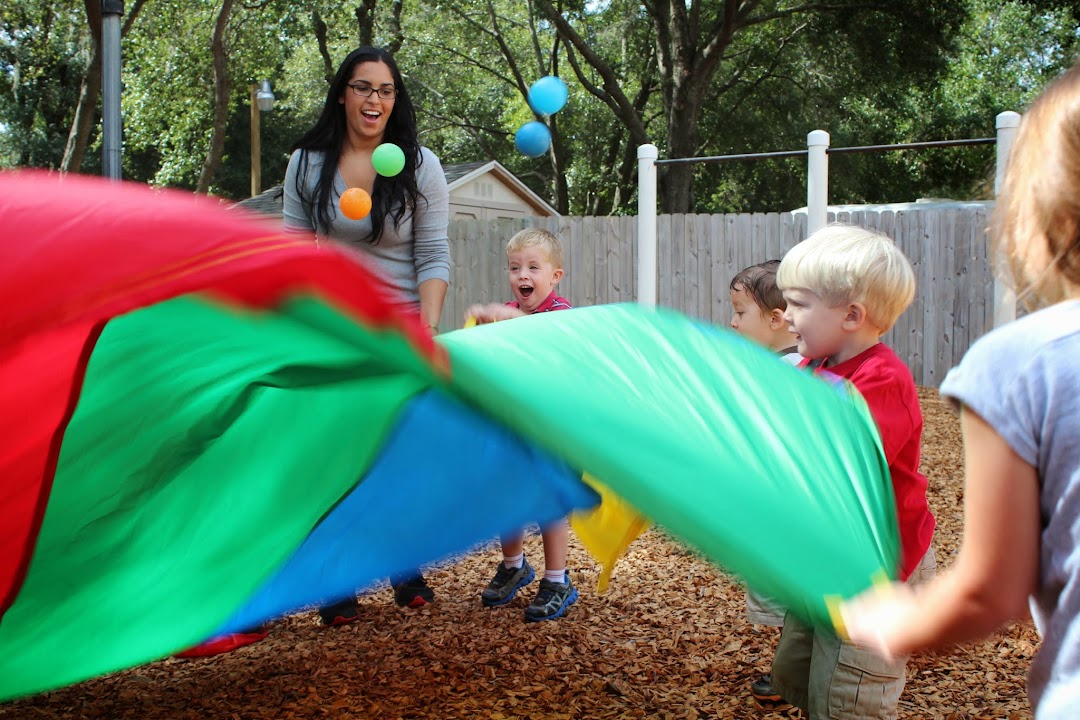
766, 224, 937, 718
466, 228, 569, 324
465, 228, 576, 621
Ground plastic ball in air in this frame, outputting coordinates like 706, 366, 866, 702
528, 76, 569, 116
339, 187, 372, 220
372, 143, 406, 177
514, 121, 552, 158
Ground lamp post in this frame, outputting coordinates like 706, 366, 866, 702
250, 79, 275, 197
101, 0, 124, 180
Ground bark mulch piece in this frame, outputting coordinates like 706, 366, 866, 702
1, 388, 1038, 719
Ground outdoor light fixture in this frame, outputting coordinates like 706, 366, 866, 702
256, 79, 275, 112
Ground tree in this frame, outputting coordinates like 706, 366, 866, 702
3, 0, 1075, 213
403, 0, 657, 214
59, 0, 147, 174
193, 0, 233, 193
534, 0, 968, 213
122, 0, 306, 193
822, 0, 1079, 207
0, 2, 89, 168
412, 0, 579, 212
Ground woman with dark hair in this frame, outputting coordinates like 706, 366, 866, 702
284, 45, 449, 332
283, 47, 450, 625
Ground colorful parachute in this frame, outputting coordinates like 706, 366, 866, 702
0, 172, 898, 701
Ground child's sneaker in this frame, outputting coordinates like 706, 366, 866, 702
750, 674, 791, 710
319, 598, 359, 626
392, 574, 435, 608
481, 557, 536, 607
524, 572, 577, 622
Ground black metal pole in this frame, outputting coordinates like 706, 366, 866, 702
101, 0, 123, 180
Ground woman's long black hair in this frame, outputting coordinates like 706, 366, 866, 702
291, 46, 424, 242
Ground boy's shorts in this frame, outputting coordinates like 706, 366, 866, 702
745, 588, 785, 627
771, 547, 937, 719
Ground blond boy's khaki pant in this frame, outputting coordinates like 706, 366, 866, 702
770, 547, 937, 719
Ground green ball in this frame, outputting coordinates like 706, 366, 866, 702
372, 143, 406, 177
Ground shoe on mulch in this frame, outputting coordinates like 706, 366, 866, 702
481, 557, 536, 607
750, 674, 792, 710
174, 630, 268, 658
318, 597, 360, 626
392, 574, 435, 608
523, 572, 577, 622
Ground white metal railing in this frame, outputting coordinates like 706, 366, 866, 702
637, 111, 1022, 327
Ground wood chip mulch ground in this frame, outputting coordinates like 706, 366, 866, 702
1, 388, 1039, 720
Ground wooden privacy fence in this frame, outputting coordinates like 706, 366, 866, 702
442, 204, 994, 387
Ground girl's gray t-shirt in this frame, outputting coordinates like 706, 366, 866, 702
282, 146, 451, 305
940, 298, 1080, 719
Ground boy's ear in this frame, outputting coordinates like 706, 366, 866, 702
552, 268, 564, 285
843, 302, 868, 329
768, 308, 785, 329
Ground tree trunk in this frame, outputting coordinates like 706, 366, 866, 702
610, 134, 639, 215
61, 0, 102, 173
60, 57, 102, 173
661, 77, 704, 213
540, 13, 570, 216
196, 0, 234, 194
312, 10, 335, 85
548, 114, 570, 214
356, 0, 377, 46
386, 0, 404, 54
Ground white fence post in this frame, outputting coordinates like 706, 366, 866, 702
806, 130, 830, 235
637, 144, 659, 307
993, 111, 1021, 328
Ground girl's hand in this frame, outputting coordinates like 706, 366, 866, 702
838, 582, 921, 661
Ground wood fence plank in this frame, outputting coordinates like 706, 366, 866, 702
657, 214, 672, 308
699, 213, 711, 318
684, 214, 701, 318
890, 211, 907, 378
939, 210, 958, 383
974, 208, 992, 334
710, 214, 726, 325
909, 211, 926, 384
625, 215, 637, 303
922, 210, 942, 386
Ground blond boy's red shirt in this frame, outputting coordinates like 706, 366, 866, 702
801, 343, 936, 580
506, 291, 571, 313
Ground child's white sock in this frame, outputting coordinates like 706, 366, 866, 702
502, 552, 524, 569
544, 569, 567, 584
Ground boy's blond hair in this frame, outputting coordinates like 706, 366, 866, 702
506, 228, 563, 268
777, 224, 915, 333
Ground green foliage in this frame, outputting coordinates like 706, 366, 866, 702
1, 0, 1077, 209
692, 0, 1078, 212
0, 1, 90, 169
121, 0, 307, 193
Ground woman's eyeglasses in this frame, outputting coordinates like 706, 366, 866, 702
347, 83, 397, 100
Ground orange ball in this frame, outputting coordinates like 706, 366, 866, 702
339, 187, 372, 220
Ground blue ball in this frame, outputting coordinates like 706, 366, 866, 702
528, 76, 568, 116
514, 121, 552, 158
